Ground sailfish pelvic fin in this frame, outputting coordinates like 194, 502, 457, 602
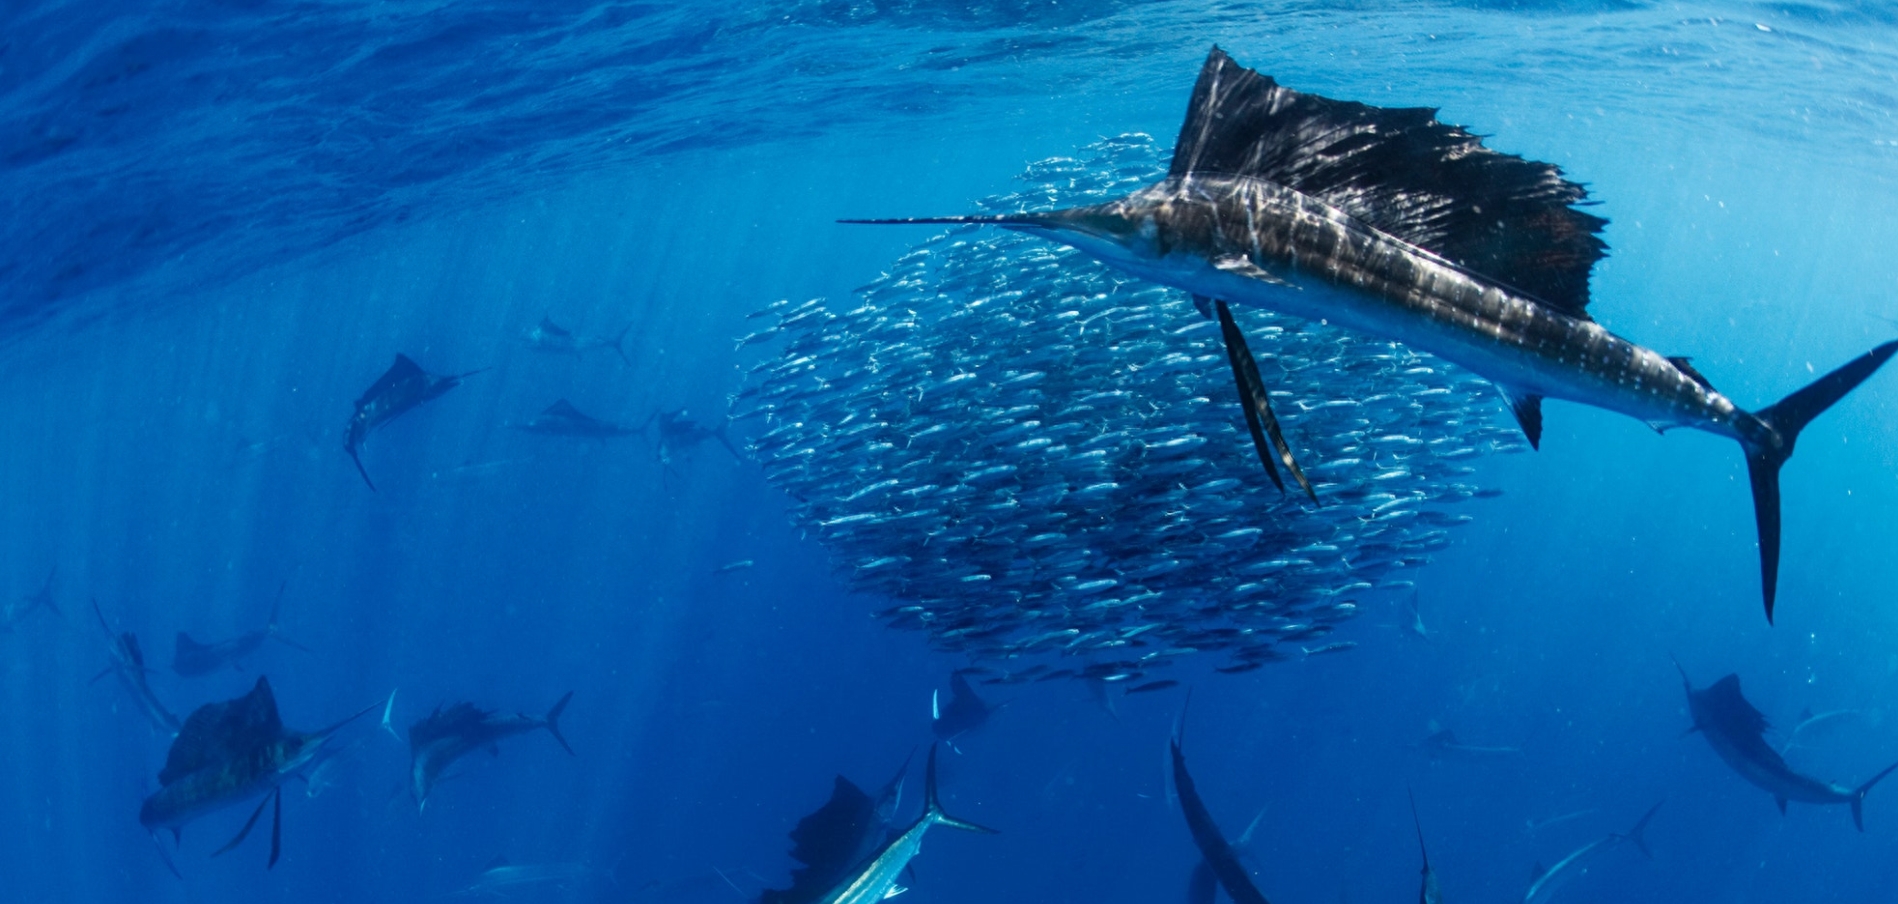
1214, 300, 1316, 502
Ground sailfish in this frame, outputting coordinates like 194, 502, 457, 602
344, 353, 484, 491
139, 676, 378, 870
846, 46, 1898, 622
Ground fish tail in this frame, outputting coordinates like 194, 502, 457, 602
611, 323, 634, 366
347, 445, 377, 492
1741, 340, 1898, 623
545, 691, 575, 755
923, 744, 998, 835
1618, 799, 1664, 859
1851, 759, 1898, 832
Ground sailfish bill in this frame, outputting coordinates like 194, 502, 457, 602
1214, 298, 1315, 502
844, 45, 1898, 622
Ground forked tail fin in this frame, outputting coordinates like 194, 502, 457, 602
1850, 760, 1898, 832
923, 744, 999, 835
611, 323, 634, 366
545, 691, 575, 755
1615, 800, 1664, 859
1743, 340, 1898, 622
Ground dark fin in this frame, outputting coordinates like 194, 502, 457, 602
1215, 301, 1317, 502
1187, 861, 1218, 904
1851, 760, 1898, 831
212, 792, 272, 858
1744, 340, 1898, 622
160, 676, 284, 785
173, 632, 211, 657
793, 777, 875, 866
1407, 788, 1430, 868
149, 833, 184, 880
1775, 796, 1788, 816
268, 787, 282, 869
355, 354, 427, 407
546, 399, 584, 419
1702, 675, 1770, 741
347, 446, 377, 492
1192, 294, 1215, 320
762, 774, 877, 904
923, 744, 999, 834
538, 316, 571, 338
1667, 356, 1715, 391
544, 691, 574, 755
89, 666, 112, 685
611, 323, 634, 366
1170, 47, 1606, 316
1619, 800, 1662, 859
1498, 387, 1543, 450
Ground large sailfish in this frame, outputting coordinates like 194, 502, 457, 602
847, 46, 1898, 622
139, 676, 377, 870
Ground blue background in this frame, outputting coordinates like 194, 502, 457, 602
2, 2, 1896, 902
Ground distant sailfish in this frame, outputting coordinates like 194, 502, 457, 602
1521, 802, 1661, 904
1675, 662, 1898, 830
847, 45, 1898, 621
407, 691, 574, 811
139, 676, 379, 870
172, 582, 309, 678
344, 353, 484, 491
2, 566, 58, 632
523, 316, 632, 364
90, 599, 182, 736
932, 670, 994, 748
514, 399, 639, 440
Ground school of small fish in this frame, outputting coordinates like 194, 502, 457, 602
730, 135, 1527, 683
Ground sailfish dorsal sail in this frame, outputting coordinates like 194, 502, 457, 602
1169, 46, 1608, 317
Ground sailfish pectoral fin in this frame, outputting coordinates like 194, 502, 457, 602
212, 792, 273, 858
1498, 386, 1543, 449
1214, 300, 1316, 503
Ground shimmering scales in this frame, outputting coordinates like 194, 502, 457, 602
730, 136, 1526, 682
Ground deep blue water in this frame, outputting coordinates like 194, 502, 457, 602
4, 1, 1898, 902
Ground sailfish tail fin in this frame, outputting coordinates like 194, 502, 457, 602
1850, 760, 1898, 832
610, 323, 634, 366
545, 691, 575, 755
1742, 340, 1898, 623
1615, 800, 1664, 859
922, 744, 998, 835
347, 446, 377, 492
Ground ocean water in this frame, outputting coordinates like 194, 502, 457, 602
3, 1, 1898, 902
